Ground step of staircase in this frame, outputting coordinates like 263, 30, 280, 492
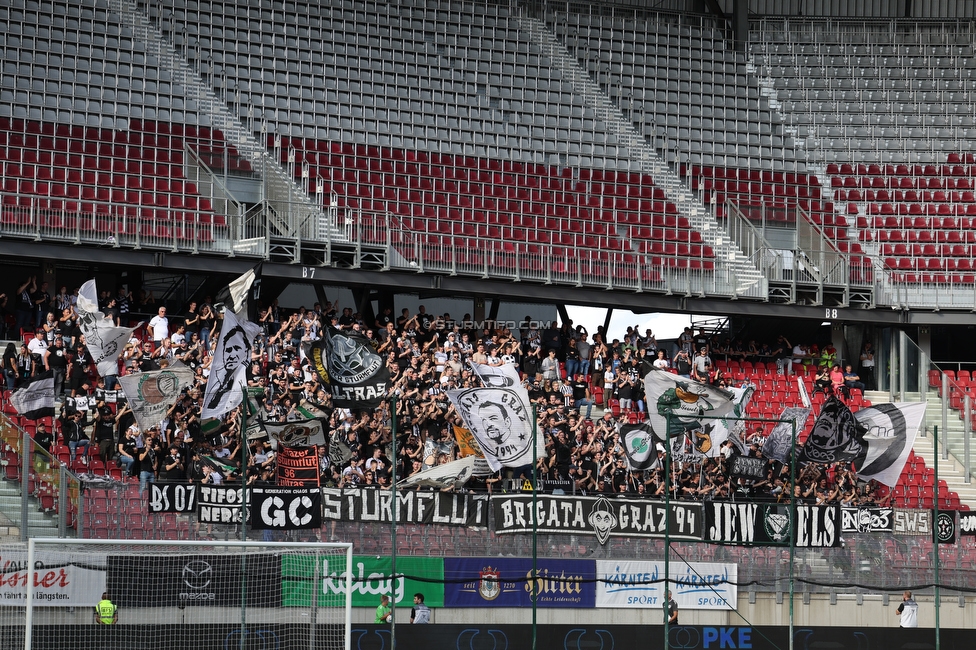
0, 479, 65, 539
917, 394, 976, 506
861, 391, 976, 506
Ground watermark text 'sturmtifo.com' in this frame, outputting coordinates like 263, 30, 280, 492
435, 320, 556, 332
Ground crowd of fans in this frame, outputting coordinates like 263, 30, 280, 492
0, 276, 886, 506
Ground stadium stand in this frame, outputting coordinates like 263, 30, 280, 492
752, 18, 976, 294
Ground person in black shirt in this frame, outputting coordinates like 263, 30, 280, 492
43, 338, 68, 400
2, 343, 16, 390
62, 411, 90, 466
14, 276, 35, 335
93, 402, 117, 462
33, 422, 54, 465
159, 445, 186, 482
32, 281, 51, 330
16, 344, 34, 381
672, 349, 693, 378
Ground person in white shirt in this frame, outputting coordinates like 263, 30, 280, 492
652, 349, 670, 370
27, 331, 48, 359
896, 590, 918, 627
147, 307, 169, 348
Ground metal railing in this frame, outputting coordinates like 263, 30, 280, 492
0, 413, 81, 540
0, 195, 259, 257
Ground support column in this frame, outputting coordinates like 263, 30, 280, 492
732, 0, 750, 52
473, 297, 486, 324
351, 287, 375, 330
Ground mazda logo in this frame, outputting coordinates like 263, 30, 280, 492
182, 560, 213, 590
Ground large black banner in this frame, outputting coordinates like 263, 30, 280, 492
321, 487, 488, 527
147, 483, 198, 513
198, 485, 246, 524
705, 503, 841, 547
107, 555, 281, 607
795, 505, 842, 547
250, 487, 322, 530
491, 494, 704, 543
706, 502, 792, 545
937, 510, 957, 544
276, 446, 320, 487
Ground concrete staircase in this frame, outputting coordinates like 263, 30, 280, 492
0, 478, 63, 540
515, 11, 765, 298
916, 390, 976, 506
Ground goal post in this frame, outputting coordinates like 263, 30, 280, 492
23, 538, 353, 650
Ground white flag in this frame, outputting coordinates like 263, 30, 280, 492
11, 372, 55, 420
118, 365, 196, 432
470, 362, 522, 388
75, 279, 140, 378
398, 455, 493, 489
447, 386, 536, 472
201, 310, 261, 419
643, 370, 737, 456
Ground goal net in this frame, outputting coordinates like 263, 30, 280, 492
19, 539, 352, 650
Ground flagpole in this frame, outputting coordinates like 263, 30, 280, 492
531, 403, 538, 650
663, 411, 671, 650
389, 394, 398, 650
239, 386, 249, 650
240, 387, 249, 542
933, 423, 940, 650
788, 416, 796, 650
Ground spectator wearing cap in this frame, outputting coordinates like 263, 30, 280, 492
691, 347, 712, 384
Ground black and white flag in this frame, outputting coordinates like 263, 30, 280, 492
214, 265, 261, 321
308, 326, 390, 408
76, 279, 140, 378
11, 371, 55, 420
799, 397, 924, 487
447, 386, 535, 472
201, 310, 261, 419
620, 423, 658, 471
470, 362, 522, 388
263, 417, 328, 448
118, 365, 195, 432
762, 406, 812, 464
798, 396, 865, 465
852, 402, 925, 487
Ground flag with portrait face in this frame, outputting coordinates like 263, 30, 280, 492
798, 397, 924, 487
447, 387, 535, 472
201, 310, 261, 419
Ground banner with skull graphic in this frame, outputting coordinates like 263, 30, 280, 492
309, 326, 390, 409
